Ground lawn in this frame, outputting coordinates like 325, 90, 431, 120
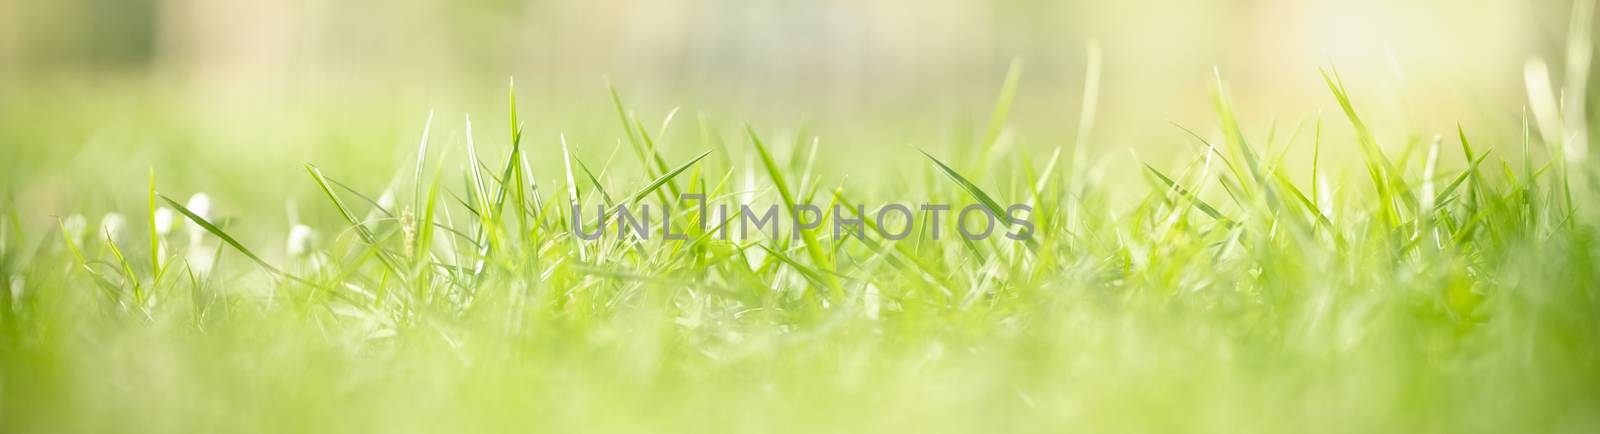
3, 5, 1600, 434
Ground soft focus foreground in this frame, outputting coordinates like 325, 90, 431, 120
3, 1, 1600, 433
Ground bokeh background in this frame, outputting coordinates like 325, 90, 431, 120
0, 0, 1590, 224
1, 0, 1573, 110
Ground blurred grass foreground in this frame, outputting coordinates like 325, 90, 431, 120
3, 1, 1600, 433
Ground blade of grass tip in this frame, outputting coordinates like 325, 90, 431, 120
623, 151, 710, 206
1032, 146, 1063, 200
1312, 118, 1322, 211
975, 58, 1023, 178
921, 150, 1041, 251
159, 195, 312, 286
1527, 63, 1579, 221
509, 77, 519, 146
785, 122, 811, 171
1563, 0, 1593, 165
560, 134, 591, 261
561, 134, 584, 208
1263, 116, 1309, 178
103, 228, 140, 303
1421, 135, 1441, 212
834, 190, 959, 295
8, 211, 27, 267
438, 197, 467, 281
606, 77, 640, 146
607, 79, 664, 181
1027, 148, 1064, 236
464, 116, 492, 220
748, 126, 839, 293
462, 116, 499, 258
574, 157, 617, 206
415, 144, 454, 266
328, 178, 395, 218
1212, 67, 1265, 190
1142, 162, 1233, 225
413, 110, 434, 210
530, 166, 549, 228
448, 188, 479, 219
1392, 136, 1422, 175
795, 136, 820, 194
1457, 126, 1484, 213
757, 244, 833, 293
643, 109, 679, 176
307, 165, 388, 243
304, 164, 409, 280
1501, 161, 1520, 192
1070, 41, 1101, 184
920, 150, 1006, 223
1526, 58, 1563, 146
58, 219, 119, 300
633, 117, 679, 206
1324, 74, 1398, 222
1322, 68, 1417, 224
497, 78, 530, 236
1263, 114, 1280, 153
1172, 122, 1247, 189
657, 107, 680, 141
698, 113, 732, 167
1522, 111, 1538, 226
1271, 170, 1333, 229
417, 161, 443, 267
494, 106, 533, 256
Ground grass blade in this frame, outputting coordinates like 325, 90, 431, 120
160, 195, 311, 286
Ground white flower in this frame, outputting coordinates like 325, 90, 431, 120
377, 190, 396, 211
183, 193, 214, 275
187, 249, 214, 275
153, 207, 175, 236
62, 214, 87, 244
185, 193, 211, 220
185, 193, 211, 244
286, 224, 314, 257
99, 213, 127, 241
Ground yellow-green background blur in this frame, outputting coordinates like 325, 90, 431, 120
0, 0, 1588, 224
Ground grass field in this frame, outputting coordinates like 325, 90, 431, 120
4, 5, 1600, 434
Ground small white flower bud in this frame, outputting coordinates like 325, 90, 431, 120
153, 207, 175, 236
62, 214, 87, 244
99, 213, 127, 241
286, 224, 314, 257
185, 193, 212, 245
187, 250, 214, 275
377, 190, 396, 211
185, 193, 211, 221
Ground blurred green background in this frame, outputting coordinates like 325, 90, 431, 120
0, 0, 1588, 227
7, 4, 1600, 434
0, 0, 1572, 103
1, 0, 1571, 108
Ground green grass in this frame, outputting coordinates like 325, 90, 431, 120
5, 40, 1600, 434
